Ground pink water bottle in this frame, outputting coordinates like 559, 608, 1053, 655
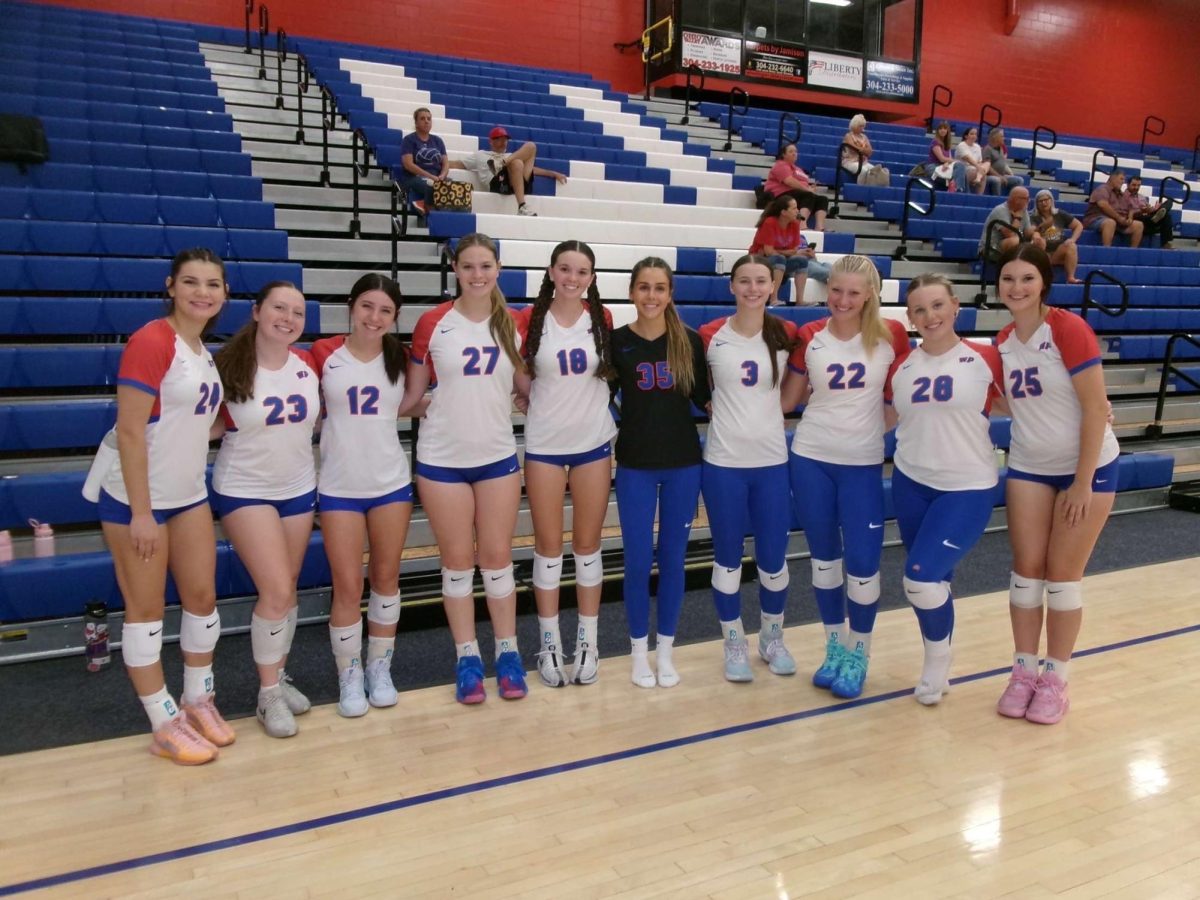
0, 530, 11, 564
29, 519, 55, 558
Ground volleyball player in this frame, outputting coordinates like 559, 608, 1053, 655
212, 282, 319, 738
94, 248, 230, 764
699, 255, 798, 682
513, 241, 615, 687
885, 274, 1004, 705
780, 255, 909, 699
404, 234, 527, 704
993, 244, 1119, 724
312, 275, 416, 718
611, 258, 710, 688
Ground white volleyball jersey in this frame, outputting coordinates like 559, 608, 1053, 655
995, 307, 1119, 476
311, 336, 411, 498
212, 349, 320, 500
411, 302, 521, 467
515, 304, 617, 456
887, 340, 1003, 491
700, 315, 797, 468
788, 317, 910, 465
102, 318, 221, 508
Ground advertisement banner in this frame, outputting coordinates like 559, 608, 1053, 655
866, 60, 916, 100
743, 41, 806, 86
807, 50, 863, 92
680, 30, 742, 76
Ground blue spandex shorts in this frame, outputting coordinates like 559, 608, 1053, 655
1006, 457, 1118, 493
318, 484, 413, 514
97, 490, 208, 526
210, 488, 316, 519
415, 454, 520, 485
523, 442, 611, 469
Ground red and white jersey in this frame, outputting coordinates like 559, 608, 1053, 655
788, 317, 910, 465
995, 307, 1119, 476
311, 336, 411, 498
515, 304, 617, 455
887, 340, 1003, 491
411, 302, 521, 467
700, 316, 798, 468
102, 318, 221, 508
212, 349, 320, 500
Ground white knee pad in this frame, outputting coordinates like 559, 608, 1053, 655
532, 553, 563, 591
481, 564, 515, 599
1046, 580, 1083, 611
1009, 572, 1045, 609
250, 613, 290, 666
711, 561, 742, 594
573, 549, 603, 587
757, 564, 789, 592
367, 590, 401, 626
810, 558, 844, 590
179, 609, 220, 654
903, 576, 949, 610
847, 571, 880, 605
121, 620, 163, 668
442, 567, 475, 599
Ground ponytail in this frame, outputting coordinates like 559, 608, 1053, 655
488, 285, 525, 373
663, 304, 696, 396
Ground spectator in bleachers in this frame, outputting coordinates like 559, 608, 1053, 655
979, 185, 1043, 261
922, 121, 967, 192
398, 107, 448, 214
1121, 175, 1175, 249
1030, 190, 1084, 284
982, 128, 1024, 195
1082, 169, 1143, 248
453, 126, 567, 217
764, 143, 829, 230
841, 114, 879, 182
749, 196, 831, 306
954, 126, 990, 194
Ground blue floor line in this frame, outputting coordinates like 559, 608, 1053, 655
3, 621, 1197, 897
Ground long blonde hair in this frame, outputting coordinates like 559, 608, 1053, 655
453, 232, 524, 372
629, 257, 696, 396
829, 255, 890, 356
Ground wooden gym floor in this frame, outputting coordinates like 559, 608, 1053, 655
1, 558, 1198, 898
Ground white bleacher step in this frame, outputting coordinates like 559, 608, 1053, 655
288, 236, 438, 265
305, 267, 446, 298
222, 103, 330, 130
217, 87, 329, 114
263, 184, 395, 211
276, 208, 423, 236
473, 191, 757, 229
241, 140, 370, 166
251, 159, 392, 186
231, 120, 355, 146
546, 175, 754, 209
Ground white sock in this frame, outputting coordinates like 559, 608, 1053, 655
182, 664, 213, 704
656, 634, 679, 688
577, 614, 598, 648
1043, 656, 1069, 682
140, 687, 180, 731
630, 636, 655, 688
456, 639, 481, 660
848, 630, 872, 656
759, 612, 785, 642
1014, 652, 1040, 675
920, 637, 952, 688
258, 682, 283, 702
367, 635, 394, 663
824, 622, 846, 645
720, 618, 745, 644
538, 615, 562, 653
495, 636, 519, 658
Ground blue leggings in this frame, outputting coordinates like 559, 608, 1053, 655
892, 466, 994, 641
788, 453, 884, 631
702, 462, 790, 621
615, 464, 702, 639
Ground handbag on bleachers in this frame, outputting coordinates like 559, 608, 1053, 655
432, 180, 473, 211
0, 114, 50, 173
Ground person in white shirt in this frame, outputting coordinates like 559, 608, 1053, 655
700, 255, 799, 683
213, 281, 319, 738
884, 273, 1004, 706
993, 244, 1119, 726
454, 126, 566, 216
512, 240, 615, 687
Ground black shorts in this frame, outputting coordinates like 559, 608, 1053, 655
489, 170, 534, 196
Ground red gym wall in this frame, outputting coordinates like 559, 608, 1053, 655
34, 0, 1200, 147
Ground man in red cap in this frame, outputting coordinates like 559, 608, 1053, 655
454, 125, 567, 216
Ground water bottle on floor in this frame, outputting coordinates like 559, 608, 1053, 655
84, 601, 111, 672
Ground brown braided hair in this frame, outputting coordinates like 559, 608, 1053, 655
524, 240, 613, 380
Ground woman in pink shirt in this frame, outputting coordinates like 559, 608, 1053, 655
764, 143, 828, 231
